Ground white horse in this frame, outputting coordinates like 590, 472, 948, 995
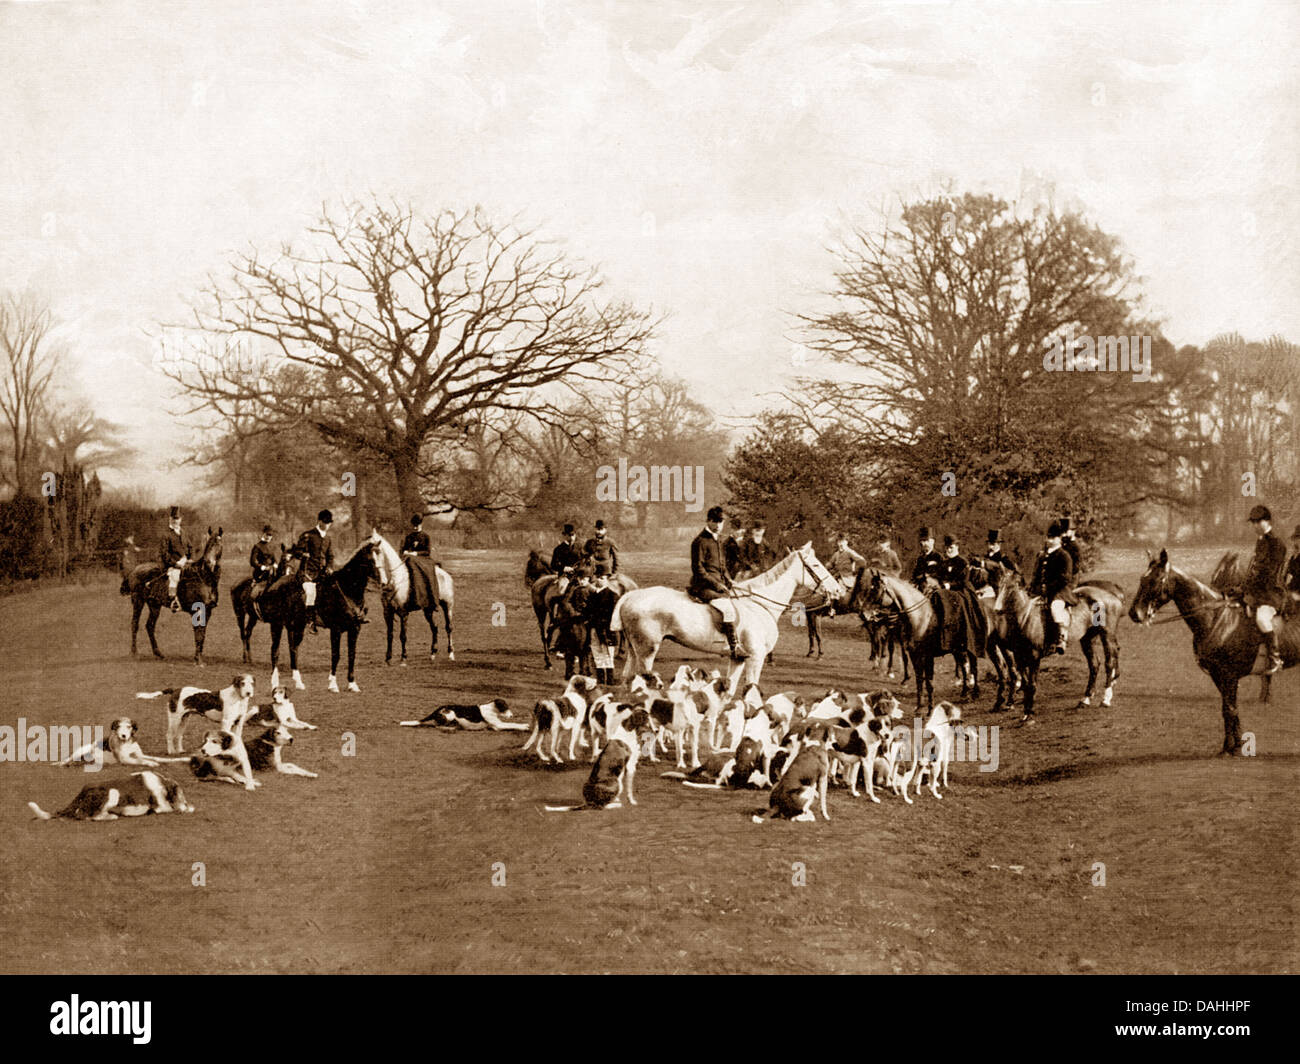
371, 534, 455, 664
610, 543, 840, 694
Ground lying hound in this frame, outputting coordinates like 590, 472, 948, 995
662, 733, 769, 790
399, 698, 527, 731
545, 707, 656, 811
57, 718, 187, 769
188, 730, 259, 791
523, 675, 598, 762
28, 771, 195, 820
244, 725, 318, 778
752, 725, 832, 823
137, 674, 255, 754
243, 687, 316, 731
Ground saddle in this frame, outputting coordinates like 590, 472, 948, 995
929, 588, 988, 656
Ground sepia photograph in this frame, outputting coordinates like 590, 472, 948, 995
0, 0, 1295, 1007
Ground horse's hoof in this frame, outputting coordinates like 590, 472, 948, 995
348, 682, 361, 693
327, 679, 339, 694
399, 660, 407, 668
447, 652, 455, 661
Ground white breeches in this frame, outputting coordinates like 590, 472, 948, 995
303, 581, 316, 607
1256, 604, 1278, 633
1049, 599, 1070, 626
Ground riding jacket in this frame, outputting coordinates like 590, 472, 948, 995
294, 527, 334, 582
870, 546, 902, 576
938, 554, 968, 590
1062, 537, 1082, 586
249, 541, 277, 582
550, 540, 582, 573
744, 538, 778, 575
911, 549, 943, 588
1030, 546, 1075, 602
828, 546, 867, 582
583, 535, 618, 575
724, 536, 747, 578
986, 546, 1019, 577
401, 529, 431, 556
1244, 531, 1287, 610
1286, 552, 1300, 595
688, 529, 731, 600
160, 527, 189, 568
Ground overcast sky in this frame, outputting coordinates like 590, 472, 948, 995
2, 0, 1296, 497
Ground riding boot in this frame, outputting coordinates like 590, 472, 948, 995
308, 607, 319, 634
721, 621, 743, 661
1264, 629, 1283, 674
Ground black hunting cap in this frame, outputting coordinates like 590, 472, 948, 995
707, 505, 725, 523
918, 526, 933, 540
261, 524, 273, 535
943, 534, 957, 548
987, 529, 1001, 544
1047, 521, 1064, 538
1248, 505, 1272, 522
410, 513, 423, 527
318, 509, 334, 524
752, 519, 767, 531
563, 523, 575, 535
594, 519, 606, 530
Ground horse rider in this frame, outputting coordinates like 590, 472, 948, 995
402, 513, 431, 557
911, 526, 943, 590
550, 523, 583, 594
827, 532, 866, 595
1029, 521, 1076, 655
744, 520, 778, 575
1059, 516, 1082, 585
268, 509, 335, 634
938, 535, 968, 590
870, 532, 902, 577
160, 506, 191, 612
248, 524, 277, 619
1244, 504, 1287, 675
985, 529, 1019, 578
583, 519, 618, 577
688, 505, 742, 660
724, 524, 748, 579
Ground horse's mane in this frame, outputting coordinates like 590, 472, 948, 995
736, 548, 799, 589
1210, 551, 1243, 596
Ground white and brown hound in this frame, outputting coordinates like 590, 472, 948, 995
136, 674, 255, 754
752, 724, 832, 823
244, 725, 318, 778
545, 706, 657, 811
57, 718, 187, 769
523, 675, 599, 762
400, 698, 527, 731
28, 771, 195, 820
187, 730, 258, 791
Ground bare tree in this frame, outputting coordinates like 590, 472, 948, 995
0, 292, 62, 495
43, 399, 135, 474
164, 200, 658, 517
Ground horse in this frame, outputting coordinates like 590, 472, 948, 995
524, 552, 636, 669
1130, 549, 1299, 754
370, 535, 455, 665
991, 571, 1124, 723
966, 559, 1022, 712
123, 528, 223, 665
231, 544, 289, 664
798, 583, 909, 681
848, 569, 988, 712
610, 543, 840, 694
237, 533, 387, 693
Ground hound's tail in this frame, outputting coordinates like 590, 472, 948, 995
27, 802, 53, 820
135, 689, 175, 700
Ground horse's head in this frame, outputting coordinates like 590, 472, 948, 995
1129, 548, 1173, 625
793, 543, 840, 600
524, 550, 549, 588
198, 527, 223, 578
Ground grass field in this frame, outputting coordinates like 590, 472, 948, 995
1, 545, 1295, 974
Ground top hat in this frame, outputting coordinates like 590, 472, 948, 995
594, 519, 606, 531
261, 524, 273, 535
168, 506, 181, 521
943, 534, 957, 548
318, 509, 334, 524
752, 520, 767, 531
410, 514, 423, 527
1248, 505, 1272, 523
918, 526, 933, 541
987, 529, 1001, 544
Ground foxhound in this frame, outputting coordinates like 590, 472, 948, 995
545, 706, 657, 811
523, 675, 599, 762
188, 730, 259, 791
243, 687, 317, 731
57, 718, 187, 769
400, 698, 527, 731
28, 771, 195, 820
136, 674, 255, 754
753, 725, 832, 823
244, 725, 318, 778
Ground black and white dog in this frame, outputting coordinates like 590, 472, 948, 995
136, 674, 255, 754
28, 771, 195, 820
244, 725, 318, 778
545, 706, 656, 811
399, 699, 527, 731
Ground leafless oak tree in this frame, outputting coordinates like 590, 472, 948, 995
0, 292, 62, 495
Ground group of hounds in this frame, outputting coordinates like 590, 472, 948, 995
406, 666, 975, 821
27, 675, 319, 821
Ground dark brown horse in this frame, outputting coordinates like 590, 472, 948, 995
123, 528, 223, 665
524, 551, 635, 669
237, 535, 386, 693
1130, 549, 1299, 754
231, 543, 288, 664
848, 569, 985, 711
991, 574, 1124, 723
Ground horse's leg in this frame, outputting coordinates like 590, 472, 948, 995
806, 612, 817, 657
239, 603, 255, 666
328, 629, 341, 693
384, 605, 395, 665
1077, 630, 1100, 708
288, 621, 305, 691
1216, 672, 1243, 755
1102, 629, 1118, 707
269, 623, 282, 690
989, 641, 1006, 712
425, 606, 437, 662
130, 597, 143, 656
347, 628, 360, 692
536, 606, 552, 670
193, 613, 206, 667
398, 611, 409, 665
1020, 658, 1039, 722
145, 604, 164, 660
440, 598, 454, 661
